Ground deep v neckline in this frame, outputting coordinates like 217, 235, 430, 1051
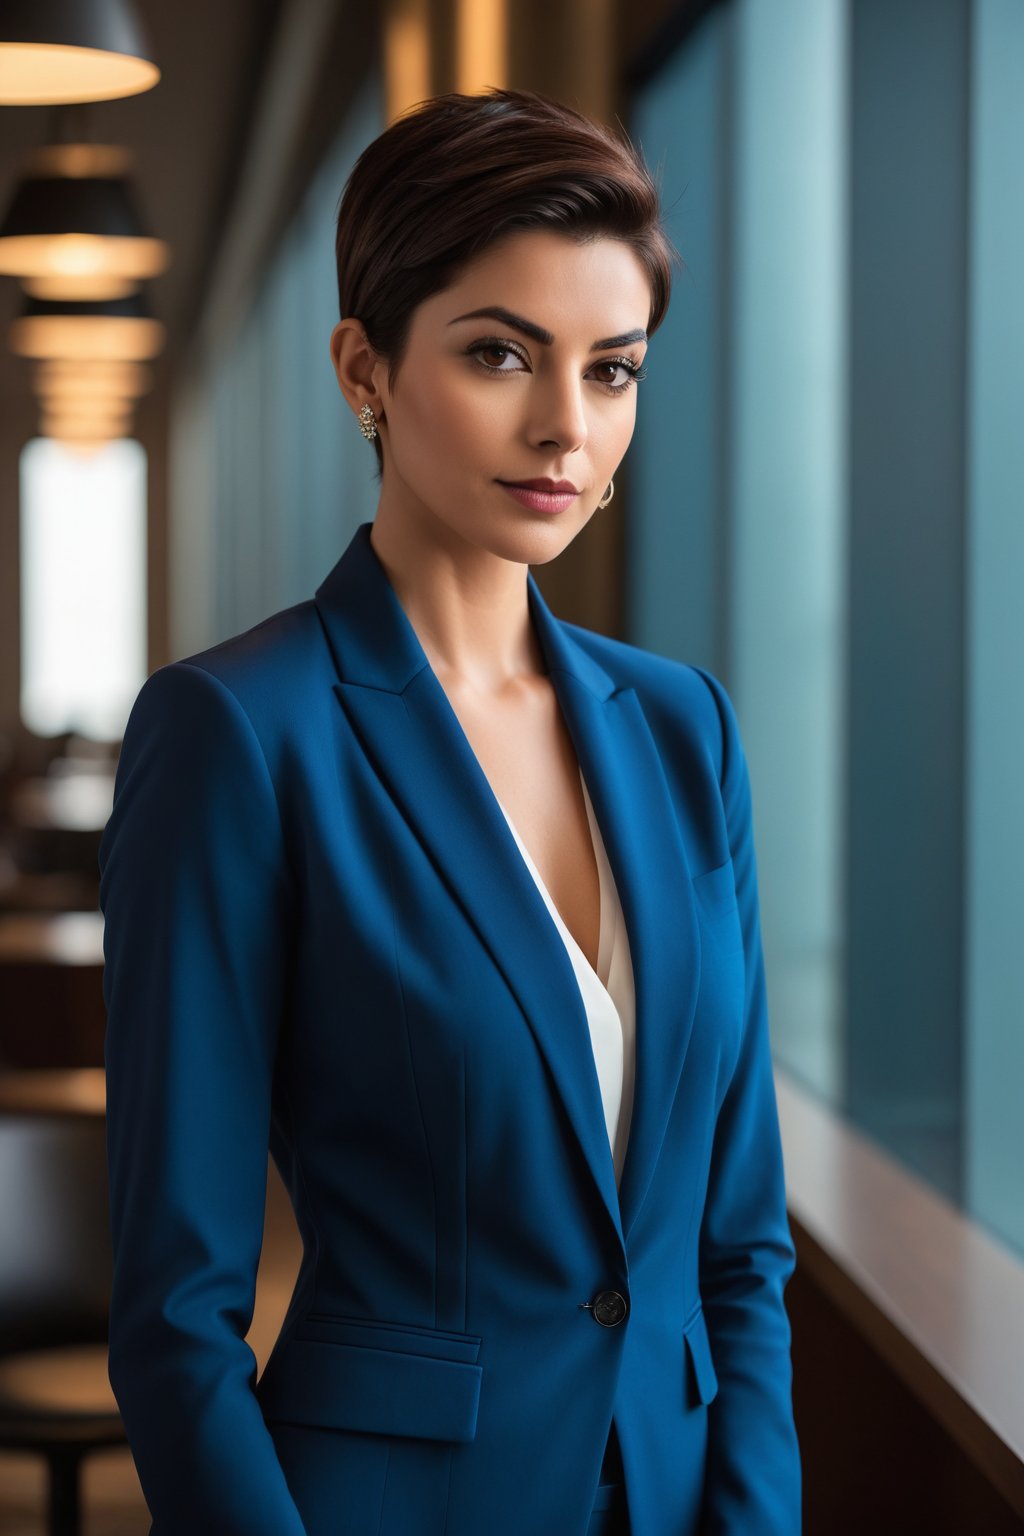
494, 765, 613, 996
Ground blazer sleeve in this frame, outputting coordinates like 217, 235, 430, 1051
99, 660, 307, 1536
690, 667, 803, 1536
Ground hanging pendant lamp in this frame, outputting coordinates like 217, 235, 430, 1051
0, 0, 160, 105
41, 417, 132, 448
41, 402, 134, 435
41, 408, 134, 435
0, 143, 171, 300
36, 378, 139, 414
37, 371, 136, 432
33, 358, 153, 401
10, 292, 165, 362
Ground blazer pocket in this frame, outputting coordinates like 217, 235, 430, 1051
683, 1305, 719, 1409
690, 857, 739, 921
256, 1313, 484, 1444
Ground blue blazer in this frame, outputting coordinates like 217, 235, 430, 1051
99, 519, 801, 1536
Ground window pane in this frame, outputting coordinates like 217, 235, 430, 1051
20, 436, 147, 741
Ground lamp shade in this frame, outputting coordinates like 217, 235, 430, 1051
37, 381, 138, 413
0, 143, 170, 297
33, 358, 153, 399
0, 0, 160, 105
22, 273, 140, 300
10, 293, 165, 361
41, 403, 134, 431
41, 417, 131, 446
41, 411, 133, 435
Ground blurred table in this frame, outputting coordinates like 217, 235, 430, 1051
0, 912, 105, 1068
9, 773, 114, 833
0, 1068, 105, 1117
7, 770, 113, 884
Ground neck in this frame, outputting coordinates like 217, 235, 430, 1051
368, 507, 547, 696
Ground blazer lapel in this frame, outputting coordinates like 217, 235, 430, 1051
313, 522, 701, 1248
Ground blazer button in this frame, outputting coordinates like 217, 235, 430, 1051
591, 1290, 629, 1327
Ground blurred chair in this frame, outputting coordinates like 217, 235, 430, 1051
0, 1070, 125, 1536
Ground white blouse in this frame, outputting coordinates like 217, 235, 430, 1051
494, 766, 637, 1189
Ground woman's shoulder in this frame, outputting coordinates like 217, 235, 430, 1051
177, 596, 329, 695
557, 617, 734, 783
130, 596, 336, 757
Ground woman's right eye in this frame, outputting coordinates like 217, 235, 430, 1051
466, 340, 528, 375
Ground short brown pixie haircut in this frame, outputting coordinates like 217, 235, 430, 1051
334, 86, 682, 479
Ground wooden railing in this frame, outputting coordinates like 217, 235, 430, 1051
775, 1065, 1024, 1528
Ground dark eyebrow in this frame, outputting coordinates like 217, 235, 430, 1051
447, 306, 647, 352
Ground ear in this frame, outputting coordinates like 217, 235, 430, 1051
329, 318, 384, 421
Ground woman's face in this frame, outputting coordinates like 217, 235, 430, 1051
332, 228, 652, 565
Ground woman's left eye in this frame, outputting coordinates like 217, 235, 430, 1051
466, 340, 647, 395
592, 358, 648, 392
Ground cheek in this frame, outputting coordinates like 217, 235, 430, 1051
446, 373, 517, 446
611, 391, 639, 445
404, 371, 506, 466
589, 400, 636, 470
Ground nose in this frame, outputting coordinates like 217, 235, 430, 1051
533, 372, 588, 454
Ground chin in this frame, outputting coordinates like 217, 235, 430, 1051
505, 520, 584, 558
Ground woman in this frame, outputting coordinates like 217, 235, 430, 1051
99, 87, 801, 1536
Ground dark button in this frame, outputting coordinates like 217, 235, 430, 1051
591, 1289, 628, 1327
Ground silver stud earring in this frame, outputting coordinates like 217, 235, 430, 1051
358, 403, 378, 440
597, 478, 614, 509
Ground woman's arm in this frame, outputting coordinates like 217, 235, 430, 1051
100, 660, 307, 1536
691, 666, 803, 1536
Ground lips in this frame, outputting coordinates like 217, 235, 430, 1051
498, 477, 579, 494
497, 481, 579, 515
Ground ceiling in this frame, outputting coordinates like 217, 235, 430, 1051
0, 0, 281, 406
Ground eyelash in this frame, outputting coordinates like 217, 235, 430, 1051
465, 338, 648, 395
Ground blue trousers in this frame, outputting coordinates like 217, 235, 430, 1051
588, 1420, 630, 1535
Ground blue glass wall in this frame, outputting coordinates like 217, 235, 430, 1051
964, 0, 1024, 1255
628, 11, 731, 672
628, 0, 1024, 1260
629, 0, 847, 1105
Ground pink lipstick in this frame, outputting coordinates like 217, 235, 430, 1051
496, 479, 579, 514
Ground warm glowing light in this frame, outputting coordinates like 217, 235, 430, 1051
455, 0, 507, 93
38, 399, 137, 430
0, 144, 171, 297
41, 393, 134, 421
0, 44, 160, 106
41, 410, 134, 441
11, 313, 165, 361
385, 0, 431, 125
23, 272, 140, 300
33, 359, 153, 400
0, 232, 169, 282
27, 144, 134, 178
40, 394, 135, 423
